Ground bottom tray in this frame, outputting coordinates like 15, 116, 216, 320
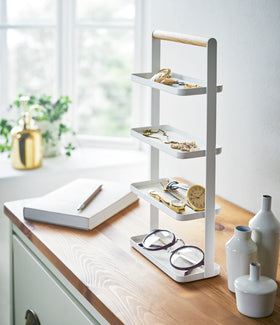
131, 234, 220, 283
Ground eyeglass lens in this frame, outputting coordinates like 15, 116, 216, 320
143, 230, 174, 249
141, 229, 204, 274
170, 246, 204, 269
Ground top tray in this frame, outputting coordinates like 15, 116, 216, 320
131, 72, 223, 96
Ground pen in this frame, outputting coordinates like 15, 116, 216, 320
77, 184, 102, 211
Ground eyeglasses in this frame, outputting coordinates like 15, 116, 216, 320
139, 229, 204, 275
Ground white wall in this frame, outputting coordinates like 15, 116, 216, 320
142, 0, 280, 216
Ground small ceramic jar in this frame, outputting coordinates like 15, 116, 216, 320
234, 262, 277, 318
225, 225, 257, 292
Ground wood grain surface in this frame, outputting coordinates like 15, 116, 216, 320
4, 193, 280, 325
152, 30, 209, 47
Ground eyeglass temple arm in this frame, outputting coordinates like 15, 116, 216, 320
183, 259, 204, 276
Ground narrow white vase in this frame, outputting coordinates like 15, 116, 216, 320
235, 262, 277, 318
249, 195, 280, 280
36, 120, 61, 157
226, 225, 257, 292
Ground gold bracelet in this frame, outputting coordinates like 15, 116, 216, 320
142, 128, 169, 141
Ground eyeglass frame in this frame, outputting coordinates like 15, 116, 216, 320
138, 229, 204, 276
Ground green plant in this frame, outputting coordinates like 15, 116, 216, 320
13, 94, 72, 123
64, 143, 76, 156
0, 119, 13, 154
0, 94, 76, 157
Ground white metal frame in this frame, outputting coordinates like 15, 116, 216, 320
130, 30, 221, 282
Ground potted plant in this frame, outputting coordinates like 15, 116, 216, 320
0, 119, 13, 155
0, 94, 76, 157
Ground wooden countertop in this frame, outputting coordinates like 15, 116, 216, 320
4, 195, 280, 325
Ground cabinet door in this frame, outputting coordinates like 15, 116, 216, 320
13, 235, 99, 325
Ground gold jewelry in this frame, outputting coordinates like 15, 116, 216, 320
165, 141, 199, 152
151, 68, 202, 88
183, 84, 201, 89
151, 68, 171, 81
151, 68, 177, 85
161, 179, 205, 212
142, 129, 200, 152
142, 128, 169, 141
149, 190, 185, 213
158, 78, 176, 85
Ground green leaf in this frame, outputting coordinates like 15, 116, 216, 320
2, 93, 76, 157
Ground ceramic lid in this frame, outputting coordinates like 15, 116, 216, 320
234, 263, 277, 295
235, 275, 277, 295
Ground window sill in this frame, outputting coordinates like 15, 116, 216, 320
0, 147, 148, 205
0, 147, 147, 179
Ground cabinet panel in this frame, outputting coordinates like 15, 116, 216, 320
13, 235, 99, 325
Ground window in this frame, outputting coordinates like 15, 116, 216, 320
0, 0, 136, 140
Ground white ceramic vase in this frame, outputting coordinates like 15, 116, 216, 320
226, 225, 257, 292
249, 195, 280, 280
235, 262, 277, 318
36, 120, 61, 157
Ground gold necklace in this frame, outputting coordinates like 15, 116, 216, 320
142, 129, 199, 152
142, 128, 169, 141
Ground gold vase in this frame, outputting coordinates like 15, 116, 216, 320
11, 126, 42, 170
11, 96, 43, 170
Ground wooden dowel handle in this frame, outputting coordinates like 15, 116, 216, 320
152, 30, 209, 47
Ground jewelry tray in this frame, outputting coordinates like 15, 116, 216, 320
131, 72, 223, 96
131, 178, 221, 221
131, 125, 222, 159
130, 234, 220, 283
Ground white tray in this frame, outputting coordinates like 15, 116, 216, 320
131, 178, 221, 221
130, 234, 220, 283
131, 125, 222, 159
131, 72, 223, 96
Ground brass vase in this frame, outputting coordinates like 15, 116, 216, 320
11, 125, 42, 170
11, 96, 43, 170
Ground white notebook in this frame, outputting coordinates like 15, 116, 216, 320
23, 178, 138, 230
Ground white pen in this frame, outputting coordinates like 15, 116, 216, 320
77, 184, 102, 211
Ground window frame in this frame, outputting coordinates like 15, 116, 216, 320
0, 0, 143, 150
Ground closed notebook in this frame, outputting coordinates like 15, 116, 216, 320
23, 178, 138, 230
